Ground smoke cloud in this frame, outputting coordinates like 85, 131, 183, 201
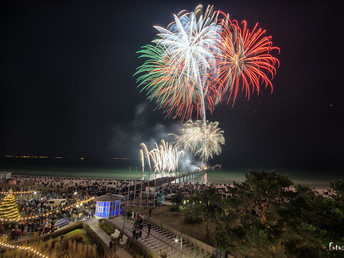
109, 102, 200, 172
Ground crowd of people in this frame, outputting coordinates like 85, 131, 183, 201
0, 197, 95, 241
0, 173, 240, 243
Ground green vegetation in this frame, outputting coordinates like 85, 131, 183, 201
0, 223, 107, 258
181, 170, 344, 257
1, 235, 97, 258
170, 191, 184, 211
98, 219, 115, 236
65, 229, 91, 245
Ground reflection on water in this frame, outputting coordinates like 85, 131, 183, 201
1, 159, 340, 188
186, 169, 339, 188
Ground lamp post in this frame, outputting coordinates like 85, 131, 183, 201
122, 208, 126, 232
154, 176, 156, 207
140, 167, 144, 206
134, 167, 137, 205
74, 191, 78, 203
147, 169, 150, 207
127, 166, 131, 206
173, 237, 183, 258
180, 236, 183, 257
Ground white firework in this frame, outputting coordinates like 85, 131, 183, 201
153, 5, 222, 124
140, 140, 184, 179
171, 120, 225, 163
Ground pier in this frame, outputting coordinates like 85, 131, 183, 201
172, 170, 206, 184
152, 164, 222, 186
123, 164, 222, 206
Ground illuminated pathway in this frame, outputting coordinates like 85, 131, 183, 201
110, 216, 212, 258
0, 241, 48, 257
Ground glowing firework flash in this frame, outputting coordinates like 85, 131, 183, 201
135, 5, 222, 122
140, 143, 151, 171
139, 149, 144, 171
171, 120, 225, 163
215, 13, 280, 105
140, 140, 184, 179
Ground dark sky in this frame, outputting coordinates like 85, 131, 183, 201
0, 0, 342, 171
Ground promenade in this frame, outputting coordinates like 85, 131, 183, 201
110, 216, 212, 258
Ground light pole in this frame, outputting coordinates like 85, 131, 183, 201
74, 191, 78, 203
127, 166, 131, 206
140, 167, 143, 206
146, 169, 150, 207
154, 176, 156, 207
134, 167, 137, 205
122, 208, 126, 232
173, 237, 183, 258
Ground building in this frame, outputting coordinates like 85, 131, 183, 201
0, 172, 12, 181
94, 193, 124, 219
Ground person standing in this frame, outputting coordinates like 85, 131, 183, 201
132, 227, 136, 239
138, 228, 142, 238
109, 238, 115, 252
147, 222, 151, 237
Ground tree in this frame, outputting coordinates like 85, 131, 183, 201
170, 191, 184, 210
228, 170, 292, 228
214, 170, 293, 254
279, 184, 344, 257
197, 187, 224, 237
330, 179, 344, 201
0, 189, 21, 221
182, 197, 203, 223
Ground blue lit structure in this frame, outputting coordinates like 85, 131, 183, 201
95, 194, 124, 219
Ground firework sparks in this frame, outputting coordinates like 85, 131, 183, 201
135, 5, 222, 122
140, 140, 184, 179
171, 120, 225, 163
215, 13, 280, 105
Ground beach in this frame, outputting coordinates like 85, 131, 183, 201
0, 158, 340, 189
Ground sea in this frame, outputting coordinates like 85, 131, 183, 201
0, 158, 341, 188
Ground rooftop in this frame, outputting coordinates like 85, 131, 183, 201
95, 193, 124, 202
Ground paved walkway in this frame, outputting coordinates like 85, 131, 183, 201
110, 216, 212, 258
86, 218, 132, 258
10, 219, 132, 258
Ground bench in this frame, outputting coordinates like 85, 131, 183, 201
111, 229, 120, 239
120, 235, 128, 245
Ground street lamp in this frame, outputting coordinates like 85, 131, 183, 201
173, 237, 183, 257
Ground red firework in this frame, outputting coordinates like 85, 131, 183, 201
215, 13, 280, 105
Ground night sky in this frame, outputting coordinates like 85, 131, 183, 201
0, 0, 342, 172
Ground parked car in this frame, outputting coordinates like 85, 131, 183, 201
44, 199, 67, 208
53, 219, 70, 229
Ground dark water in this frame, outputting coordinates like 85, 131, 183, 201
0, 158, 341, 188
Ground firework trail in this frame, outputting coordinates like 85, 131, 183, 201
140, 140, 184, 179
135, 5, 222, 122
171, 120, 225, 164
140, 143, 151, 171
139, 149, 144, 172
215, 13, 280, 105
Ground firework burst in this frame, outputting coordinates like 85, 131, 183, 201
215, 13, 280, 105
140, 140, 184, 179
135, 5, 222, 122
171, 120, 225, 163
